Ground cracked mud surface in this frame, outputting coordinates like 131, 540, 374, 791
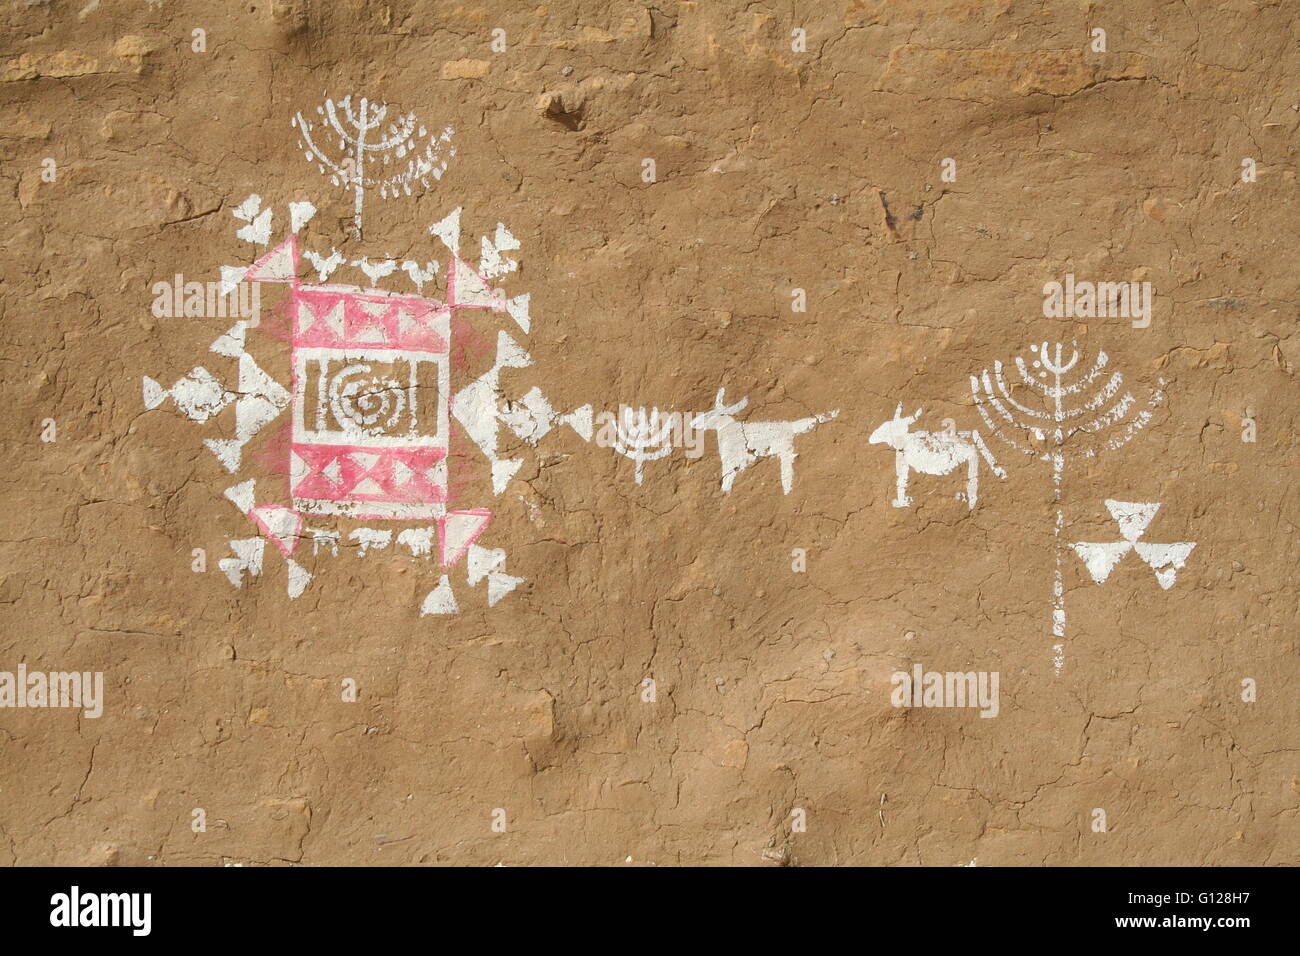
1, 1, 1297, 865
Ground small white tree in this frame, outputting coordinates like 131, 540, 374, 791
293, 94, 455, 239
613, 407, 674, 485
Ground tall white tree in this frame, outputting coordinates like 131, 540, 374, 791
971, 342, 1166, 674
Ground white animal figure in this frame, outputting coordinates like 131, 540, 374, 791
691, 389, 838, 495
352, 256, 397, 287
305, 248, 345, 282
868, 404, 1005, 509
401, 259, 439, 293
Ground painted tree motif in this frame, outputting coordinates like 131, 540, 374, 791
612, 406, 675, 485
292, 95, 455, 239
969, 342, 1166, 674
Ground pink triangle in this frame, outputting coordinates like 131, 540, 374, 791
246, 234, 299, 283
448, 256, 503, 311
290, 443, 340, 473
439, 509, 492, 567
343, 296, 394, 343
295, 290, 347, 343
250, 505, 304, 557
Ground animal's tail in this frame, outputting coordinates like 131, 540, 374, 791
794, 409, 839, 434
972, 430, 1006, 479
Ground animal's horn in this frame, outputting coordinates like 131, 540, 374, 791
894, 402, 903, 419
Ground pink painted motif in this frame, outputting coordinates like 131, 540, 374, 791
235, 234, 509, 566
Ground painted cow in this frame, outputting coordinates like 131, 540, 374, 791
868, 404, 1005, 509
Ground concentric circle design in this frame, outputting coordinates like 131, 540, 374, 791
328, 362, 405, 433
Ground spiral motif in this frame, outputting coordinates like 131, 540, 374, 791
328, 363, 405, 433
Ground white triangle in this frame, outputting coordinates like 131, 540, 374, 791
322, 301, 346, 337
205, 437, 243, 473
351, 477, 386, 496
393, 459, 416, 486
351, 451, 381, 471
1069, 541, 1133, 583
500, 387, 551, 444
466, 544, 505, 585
235, 394, 280, 443
224, 479, 256, 514
236, 207, 273, 245
354, 319, 387, 342
289, 201, 317, 233
397, 309, 419, 337
323, 458, 343, 484
1134, 542, 1196, 590
246, 235, 297, 280
480, 234, 518, 280
428, 207, 462, 254
492, 458, 522, 495
219, 558, 245, 588
286, 559, 312, 599
1105, 500, 1161, 542
420, 575, 459, 615
487, 570, 524, 607
441, 512, 490, 566
494, 223, 520, 251
562, 404, 594, 442
219, 266, 248, 297
521, 386, 556, 431
495, 330, 531, 370
290, 452, 311, 484
452, 377, 501, 457
233, 194, 261, 221
454, 257, 497, 307
142, 377, 166, 409
238, 354, 290, 406
231, 537, 265, 576
506, 293, 531, 334
254, 506, 300, 549
210, 321, 247, 357
297, 299, 318, 332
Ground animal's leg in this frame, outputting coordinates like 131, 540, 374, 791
780, 453, 794, 495
967, 451, 978, 510
720, 451, 741, 493
893, 453, 911, 507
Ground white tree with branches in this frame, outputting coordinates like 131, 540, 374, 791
292, 94, 455, 239
970, 341, 1166, 674
612, 406, 675, 485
